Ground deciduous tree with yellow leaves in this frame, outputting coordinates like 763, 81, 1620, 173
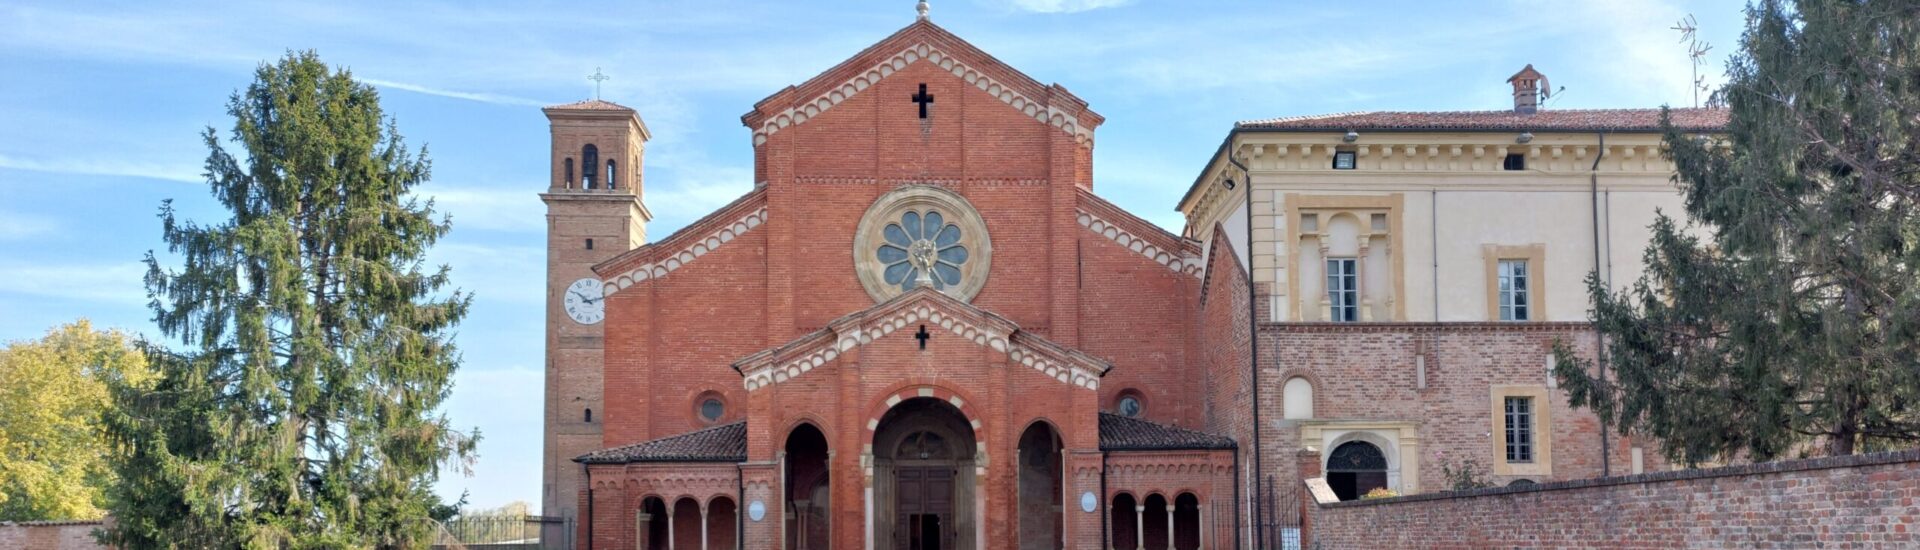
0, 320, 152, 521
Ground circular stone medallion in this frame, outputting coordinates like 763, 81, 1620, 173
852, 185, 992, 303
1080, 491, 1098, 513
748, 500, 766, 522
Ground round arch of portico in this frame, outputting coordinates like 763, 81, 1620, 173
861, 381, 987, 448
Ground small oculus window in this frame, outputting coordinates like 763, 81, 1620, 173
700, 398, 725, 423
1332, 151, 1357, 170
1115, 392, 1144, 418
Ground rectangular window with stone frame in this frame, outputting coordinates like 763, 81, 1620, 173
1498, 259, 1530, 321
1326, 257, 1358, 322
1504, 396, 1534, 463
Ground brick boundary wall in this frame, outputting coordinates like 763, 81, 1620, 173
1307, 448, 1920, 549
0, 520, 107, 549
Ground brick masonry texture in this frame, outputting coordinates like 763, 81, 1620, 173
1256, 322, 1663, 491
1308, 449, 1920, 549
0, 520, 106, 550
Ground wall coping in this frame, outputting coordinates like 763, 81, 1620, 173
0, 519, 104, 526
1262, 321, 1593, 333
1313, 447, 1920, 508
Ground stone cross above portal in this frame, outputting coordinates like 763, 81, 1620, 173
912, 83, 935, 119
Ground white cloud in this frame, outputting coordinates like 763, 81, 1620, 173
0, 153, 200, 183
418, 186, 545, 233
360, 78, 550, 107
0, 261, 149, 305
429, 242, 544, 306
991, 0, 1132, 14
0, 212, 59, 241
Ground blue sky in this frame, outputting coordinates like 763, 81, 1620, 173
0, 0, 1745, 513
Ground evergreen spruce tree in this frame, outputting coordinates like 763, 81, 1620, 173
103, 51, 477, 548
1554, 0, 1920, 463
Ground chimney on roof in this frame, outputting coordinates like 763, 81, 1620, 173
1507, 64, 1548, 114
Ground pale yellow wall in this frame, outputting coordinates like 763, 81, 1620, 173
1184, 131, 1690, 323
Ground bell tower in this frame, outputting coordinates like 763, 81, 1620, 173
539, 99, 650, 524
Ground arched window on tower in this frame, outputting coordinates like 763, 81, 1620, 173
606, 159, 618, 190
582, 144, 600, 189
563, 158, 574, 189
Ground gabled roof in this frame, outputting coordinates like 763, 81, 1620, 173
739, 19, 1101, 147
546, 98, 634, 112
1098, 413, 1236, 451
575, 421, 747, 464
1236, 108, 1728, 133
733, 287, 1110, 392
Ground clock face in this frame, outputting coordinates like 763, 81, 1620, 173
563, 278, 605, 325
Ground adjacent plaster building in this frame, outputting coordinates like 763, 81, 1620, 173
1179, 68, 1726, 502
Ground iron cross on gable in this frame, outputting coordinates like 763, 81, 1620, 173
911, 83, 934, 119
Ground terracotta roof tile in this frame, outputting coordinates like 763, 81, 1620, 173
575, 422, 746, 464
1098, 413, 1236, 451
1237, 108, 1727, 133
545, 98, 634, 111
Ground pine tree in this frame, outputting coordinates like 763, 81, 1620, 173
1554, 0, 1920, 463
102, 51, 477, 548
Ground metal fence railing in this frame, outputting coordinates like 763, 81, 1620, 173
1254, 475, 1305, 550
433, 515, 573, 550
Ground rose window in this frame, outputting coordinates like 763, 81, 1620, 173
876, 210, 969, 292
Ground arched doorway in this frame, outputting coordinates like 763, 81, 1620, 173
1326, 441, 1389, 501
1172, 493, 1200, 550
1109, 493, 1138, 550
1016, 422, 1063, 550
640, 496, 668, 550
1142, 494, 1169, 550
785, 423, 831, 550
872, 397, 978, 550
707, 497, 738, 550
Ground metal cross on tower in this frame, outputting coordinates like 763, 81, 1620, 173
587, 67, 610, 100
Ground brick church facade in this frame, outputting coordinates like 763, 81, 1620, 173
543, 13, 1243, 550
538, 8, 1723, 550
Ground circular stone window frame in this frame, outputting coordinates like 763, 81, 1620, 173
852, 184, 994, 304
692, 390, 729, 425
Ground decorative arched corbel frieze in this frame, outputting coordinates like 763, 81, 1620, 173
601, 206, 769, 296
750, 43, 1094, 148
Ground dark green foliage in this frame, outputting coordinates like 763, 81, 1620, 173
1555, 0, 1920, 463
102, 51, 478, 549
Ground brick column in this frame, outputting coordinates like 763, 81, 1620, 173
1296, 448, 1321, 548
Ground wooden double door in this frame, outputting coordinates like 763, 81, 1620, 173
894, 466, 955, 550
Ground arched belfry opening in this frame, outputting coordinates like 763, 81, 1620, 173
785, 423, 831, 550
871, 397, 978, 550
1016, 422, 1063, 550
582, 144, 600, 189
